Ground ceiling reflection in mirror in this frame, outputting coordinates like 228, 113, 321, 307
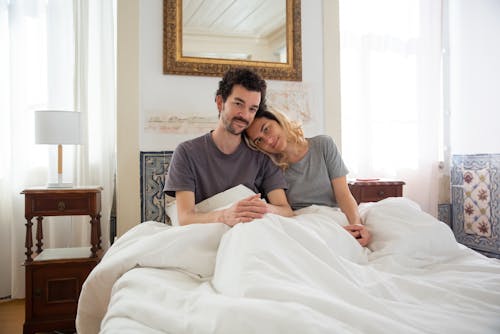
182, 0, 287, 63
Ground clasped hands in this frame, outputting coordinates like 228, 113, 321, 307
221, 194, 268, 227
343, 224, 371, 247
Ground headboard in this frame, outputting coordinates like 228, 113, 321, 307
140, 151, 173, 224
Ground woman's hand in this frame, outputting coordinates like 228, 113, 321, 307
343, 224, 371, 247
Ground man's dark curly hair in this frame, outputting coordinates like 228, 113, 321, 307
215, 67, 267, 111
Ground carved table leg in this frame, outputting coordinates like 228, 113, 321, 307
90, 216, 98, 258
36, 216, 44, 254
97, 213, 102, 249
25, 217, 33, 262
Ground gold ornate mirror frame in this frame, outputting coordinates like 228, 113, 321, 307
163, 0, 302, 81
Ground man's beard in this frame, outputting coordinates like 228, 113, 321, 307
222, 112, 249, 135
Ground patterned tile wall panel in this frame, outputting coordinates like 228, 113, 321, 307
451, 154, 500, 258
140, 151, 173, 224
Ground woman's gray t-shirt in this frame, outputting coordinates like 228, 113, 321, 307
285, 135, 348, 210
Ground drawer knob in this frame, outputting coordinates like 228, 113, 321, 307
377, 190, 385, 196
34, 288, 42, 297
57, 201, 66, 211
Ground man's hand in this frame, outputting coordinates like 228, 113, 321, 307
221, 194, 268, 226
343, 224, 371, 247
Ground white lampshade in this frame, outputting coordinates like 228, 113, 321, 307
35, 110, 81, 144
35, 110, 81, 188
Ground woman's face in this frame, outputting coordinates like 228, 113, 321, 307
246, 117, 287, 154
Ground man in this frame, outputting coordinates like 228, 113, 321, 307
164, 68, 293, 226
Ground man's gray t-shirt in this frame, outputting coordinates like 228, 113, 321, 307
285, 135, 348, 210
164, 132, 287, 204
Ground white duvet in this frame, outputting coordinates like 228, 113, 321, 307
76, 198, 500, 334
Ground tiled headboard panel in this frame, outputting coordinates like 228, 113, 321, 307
451, 154, 500, 258
140, 151, 173, 224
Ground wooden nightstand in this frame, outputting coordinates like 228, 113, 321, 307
348, 179, 405, 204
21, 187, 103, 334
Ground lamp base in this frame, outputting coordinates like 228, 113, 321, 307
47, 182, 74, 188
47, 173, 74, 188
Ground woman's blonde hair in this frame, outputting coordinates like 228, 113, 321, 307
244, 107, 306, 170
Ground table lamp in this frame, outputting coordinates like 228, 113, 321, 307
35, 110, 82, 188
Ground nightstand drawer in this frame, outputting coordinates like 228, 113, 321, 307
31, 195, 91, 215
23, 188, 101, 218
358, 185, 400, 202
348, 180, 405, 204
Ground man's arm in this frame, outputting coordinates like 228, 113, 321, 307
265, 188, 294, 217
175, 190, 268, 226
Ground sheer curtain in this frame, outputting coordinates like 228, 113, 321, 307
0, 0, 115, 299
339, 0, 442, 216
71, 0, 116, 253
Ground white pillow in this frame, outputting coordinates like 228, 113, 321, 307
166, 184, 256, 226
362, 197, 460, 260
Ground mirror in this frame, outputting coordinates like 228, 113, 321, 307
163, 0, 302, 81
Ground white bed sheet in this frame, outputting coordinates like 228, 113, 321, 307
77, 198, 500, 334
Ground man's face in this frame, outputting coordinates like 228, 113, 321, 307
217, 84, 261, 136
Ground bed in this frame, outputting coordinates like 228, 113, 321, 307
76, 191, 500, 334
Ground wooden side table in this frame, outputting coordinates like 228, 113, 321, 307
21, 187, 103, 334
348, 179, 405, 204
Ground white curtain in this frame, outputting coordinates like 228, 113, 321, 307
71, 0, 116, 252
339, 0, 442, 216
0, 0, 115, 299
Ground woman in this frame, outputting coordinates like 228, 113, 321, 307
245, 108, 371, 246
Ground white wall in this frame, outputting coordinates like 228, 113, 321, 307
139, 0, 326, 151
449, 0, 500, 154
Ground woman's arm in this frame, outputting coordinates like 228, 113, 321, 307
332, 176, 371, 246
266, 189, 295, 217
332, 176, 362, 225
